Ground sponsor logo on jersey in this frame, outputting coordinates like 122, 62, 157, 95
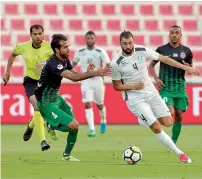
57, 64, 63, 70
173, 53, 178, 57
180, 52, 186, 59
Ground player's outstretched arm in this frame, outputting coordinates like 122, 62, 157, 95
158, 55, 200, 76
60, 66, 107, 82
149, 61, 165, 88
2, 52, 18, 85
112, 80, 144, 91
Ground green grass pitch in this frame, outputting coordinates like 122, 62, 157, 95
1, 125, 202, 179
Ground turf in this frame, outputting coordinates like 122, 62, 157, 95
1, 125, 202, 179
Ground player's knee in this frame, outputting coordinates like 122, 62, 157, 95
150, 121, 162, 134
97, 104, 104, 110
158, 116, 173, 128
68, 120, 79, 131
85, 102, 92, 109
165, 116, 173, 127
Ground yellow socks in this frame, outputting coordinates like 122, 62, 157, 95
33, 111, 46, 143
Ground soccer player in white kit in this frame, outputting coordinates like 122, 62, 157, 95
72, 31, 110, 137
110, 31, 200, 163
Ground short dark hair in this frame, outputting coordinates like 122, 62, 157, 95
85, 30, 95, 37
51, 34, 67, 53
170, 25, 181, 31
30, 24, 44, 33
120, 30, 133, 41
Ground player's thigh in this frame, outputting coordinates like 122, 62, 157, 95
38, 102, 74, 129
81, 84, 93, 103
58, 95, 74, 118
93, 84, 105, 105
23, 77, 37, 99
149, 95, 173, 127
149, 95, 171, 119
126, 99, 157, 127
174, 97, 189, 112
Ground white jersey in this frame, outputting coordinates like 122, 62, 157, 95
111, 44, 160, 100
73, 46, 110, 71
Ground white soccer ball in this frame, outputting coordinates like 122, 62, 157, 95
123, 146, 142, 164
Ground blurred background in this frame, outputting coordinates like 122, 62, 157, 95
1, 1, 202, 124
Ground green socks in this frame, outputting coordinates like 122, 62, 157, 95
171, 122, 182, 143
47, 122, 78, 155
64, 130, 78, 155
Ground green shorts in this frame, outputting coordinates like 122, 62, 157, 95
37, 94, 74, 128
160, 91, 189, 111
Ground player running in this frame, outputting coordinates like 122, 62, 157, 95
149, 26, 193, 143
2, 25, 58, 151
110, 31, 200, 163
72, 31, 110, 136
35, 34, 108, 161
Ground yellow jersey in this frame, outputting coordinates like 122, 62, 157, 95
13, 40, 53, 80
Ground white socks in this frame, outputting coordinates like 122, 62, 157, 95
155, 130, 183, 156
85, 108, 95, 130
99, 106, 106, 123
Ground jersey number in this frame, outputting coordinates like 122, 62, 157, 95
133, 63, 138, 70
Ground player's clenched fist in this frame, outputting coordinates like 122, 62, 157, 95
2, 73, 10, 86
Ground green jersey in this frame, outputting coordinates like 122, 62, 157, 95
155, 43, 193, 97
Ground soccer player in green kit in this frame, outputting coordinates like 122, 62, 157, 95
35, 34, 108, 161
149, 26, 193, 143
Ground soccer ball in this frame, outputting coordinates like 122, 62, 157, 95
123, 146, 142, 164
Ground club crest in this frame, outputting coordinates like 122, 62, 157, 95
180, 52, 186, 59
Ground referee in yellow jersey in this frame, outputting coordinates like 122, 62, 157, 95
3, 25, 58, 151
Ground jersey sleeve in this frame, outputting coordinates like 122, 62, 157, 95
13, 43, 23, 56
101, 49, 111, 64
185, 48, 193, 64
153, 47, 161, 63
146, 47, 160, 61
73, 50, 80, 63
110, 63, 121, 80
51, 61, 66, 76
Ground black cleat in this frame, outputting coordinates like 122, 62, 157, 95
23, 120, 34, 141
41, 140, 50, 151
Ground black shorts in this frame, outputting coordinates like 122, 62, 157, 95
23, 76, 38, 99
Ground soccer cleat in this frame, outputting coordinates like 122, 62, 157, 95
100, 123, 107, 133
23, 120, 34, 141
179, 153, 192, 163
44, 122, 58, 141
41, 140, 50, 151
62, 155, 80, 162
88, 129, 96, 137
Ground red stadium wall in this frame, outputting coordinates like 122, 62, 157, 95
1, 84, 202, 124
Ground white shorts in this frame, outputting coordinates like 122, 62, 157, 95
126, 94, 171, 126
81, 78, 105, 105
